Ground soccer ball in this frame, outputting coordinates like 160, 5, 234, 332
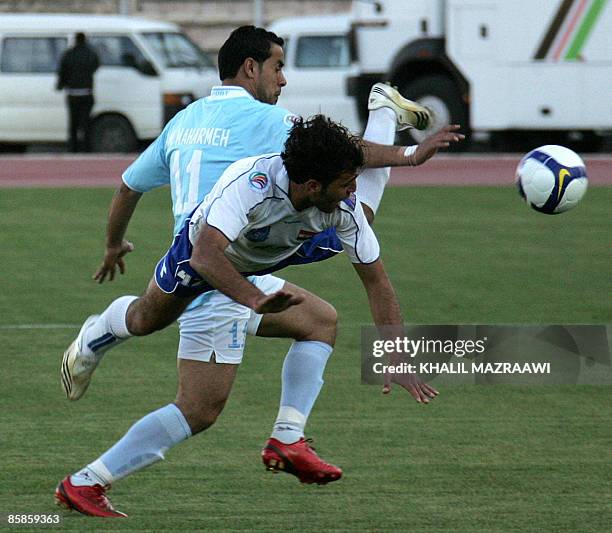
515, 145, 588, 214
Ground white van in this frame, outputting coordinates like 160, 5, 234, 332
269, 15, 361, 133
0, 14, 217, 151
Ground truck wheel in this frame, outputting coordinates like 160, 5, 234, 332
90, 115, 138, 153
399, 75, 469, 150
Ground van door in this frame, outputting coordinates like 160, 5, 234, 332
0, 35, 68, 142
277, 33, 361, 133
88, 34, 161, 144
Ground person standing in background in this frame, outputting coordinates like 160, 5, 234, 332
56, 32, 99, 152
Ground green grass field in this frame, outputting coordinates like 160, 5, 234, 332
1, 186, 611, 531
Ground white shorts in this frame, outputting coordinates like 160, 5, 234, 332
177, 274, 285, 364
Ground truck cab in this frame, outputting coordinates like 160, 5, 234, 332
269, 14, 361, 133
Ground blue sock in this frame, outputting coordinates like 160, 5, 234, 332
271, 341, 333, 444
72, 403, 192, 486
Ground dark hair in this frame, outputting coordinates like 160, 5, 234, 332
281, 115, 365, 187
75, 32, 86, 44
217, 25, 284, 80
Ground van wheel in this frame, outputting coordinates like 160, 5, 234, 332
90, 115, 138, 153
398, 75, 469, 151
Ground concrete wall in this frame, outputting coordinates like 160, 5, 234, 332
0, 0, 351, 51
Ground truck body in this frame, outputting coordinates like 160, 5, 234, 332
269, 15, 361, 133
349, 0, 612, 146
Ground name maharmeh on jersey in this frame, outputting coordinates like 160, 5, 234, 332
165, 127, 231, 148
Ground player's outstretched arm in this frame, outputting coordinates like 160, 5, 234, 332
361, 125, 464, 168
353, 259, 438, 404
411, 124, 465, 166
93, 183, 141, 283
190, 224, 304, 314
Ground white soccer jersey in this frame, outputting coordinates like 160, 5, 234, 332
188, 154, 380, 273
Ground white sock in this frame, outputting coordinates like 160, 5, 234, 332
80, 295, 137, 357
71, 403, 192, 486
70, 464, 110, 487
364, 107, 396, 145
271, 341, 333, 444
356, 108, 396, 214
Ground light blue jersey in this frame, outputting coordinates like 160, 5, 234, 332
122, 85, 295, 309
123, 86, 295, 235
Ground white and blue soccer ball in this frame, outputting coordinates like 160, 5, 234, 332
515, 145, 588, 214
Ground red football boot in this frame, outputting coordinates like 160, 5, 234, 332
54, 476, 127, 518
262, 437, 342, 485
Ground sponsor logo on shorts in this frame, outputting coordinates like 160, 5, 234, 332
245, 226, 271, 242
248, 171, 270, 192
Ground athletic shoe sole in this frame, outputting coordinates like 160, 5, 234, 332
54, 478, 127, 518
262, 441, 342, 485
368, 83, 432, 131
54, 482, 74, 511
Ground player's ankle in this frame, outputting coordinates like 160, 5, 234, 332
271, 424, 303, 444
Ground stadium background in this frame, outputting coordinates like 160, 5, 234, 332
0, 0, 351, 53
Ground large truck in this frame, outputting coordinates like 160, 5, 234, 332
348, 0, 612, 149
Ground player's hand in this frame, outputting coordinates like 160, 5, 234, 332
252, 290, 304, 314
382, 356, 439, 404
412, 124, 464, 165
93, 240, 135, 283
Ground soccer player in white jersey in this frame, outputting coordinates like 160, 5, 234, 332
56, 115, 439, 517
56, 27, 462, 517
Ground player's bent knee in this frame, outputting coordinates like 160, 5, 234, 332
303, 300, 338, 344
317, 301, 338, 331
125, 302, 179, 336
125, 312, 163, 336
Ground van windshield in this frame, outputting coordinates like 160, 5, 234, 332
142, 32, 213, 69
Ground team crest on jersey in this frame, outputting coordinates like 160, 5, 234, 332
245, 226, 271, 242
248, 171, 270, 192
283, 113, 299, 127
342, 193, 357, 210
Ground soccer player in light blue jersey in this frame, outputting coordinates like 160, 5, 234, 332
56, 26, 462, 517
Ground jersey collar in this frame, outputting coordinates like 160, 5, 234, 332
209, 86, 254, 100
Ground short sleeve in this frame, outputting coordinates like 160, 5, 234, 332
122, 129, 170, 192
336, 196, 380, 264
